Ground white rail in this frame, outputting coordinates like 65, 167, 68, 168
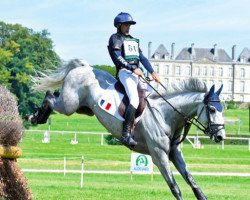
24, 130, 250, 150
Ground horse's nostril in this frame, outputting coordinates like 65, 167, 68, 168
216, 135, 223, 142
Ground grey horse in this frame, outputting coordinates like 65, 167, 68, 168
29, 59, 225, 200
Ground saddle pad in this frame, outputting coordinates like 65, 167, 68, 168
98, 83, 125, 121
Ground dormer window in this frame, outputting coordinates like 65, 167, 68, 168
154, 53, 159, 60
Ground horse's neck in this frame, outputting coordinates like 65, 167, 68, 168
173, 92, 204, 119
166, 92, 204, 125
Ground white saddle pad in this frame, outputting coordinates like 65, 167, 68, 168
98, 82, 125, 121
98, 80, 152, 121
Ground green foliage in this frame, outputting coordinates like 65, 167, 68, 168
93, 64, 116, 77
105, 134, 121, 145
0, 21, 61, 116
226, 101, 237, 109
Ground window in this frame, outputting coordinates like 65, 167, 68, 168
154, 65, 159, 73
228, 81, 233, 92
175, 78, 181, 85
218, 67, 223, 77
240, 95, 244, 102
209, 80, 214, 88
240, 68, 245, 78
163, 78, 169, 85
228, 67, 233, 77
195, 66, 200, 76
163, 65, 169, 75
240, 81, 245, 92
210, 66, 214, 76
186, 66, 191, 76
176, 66, 181, 75
203, 66, 207, 76
154, 53, 159, 59
218, 80, 223, 87
163, 54, 169, 60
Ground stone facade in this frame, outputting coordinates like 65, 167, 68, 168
148, 43, 250, 102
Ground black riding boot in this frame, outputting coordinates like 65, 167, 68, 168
120, 104, 137, 147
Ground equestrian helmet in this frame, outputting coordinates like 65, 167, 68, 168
114, 12, 136, 28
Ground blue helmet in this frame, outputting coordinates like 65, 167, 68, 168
114, 12, 136, 28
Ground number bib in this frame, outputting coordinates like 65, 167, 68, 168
123, 38, 139, 60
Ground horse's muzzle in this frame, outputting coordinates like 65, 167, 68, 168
212, 126, 226, 143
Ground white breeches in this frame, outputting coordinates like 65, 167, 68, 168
118, 68, 139, 108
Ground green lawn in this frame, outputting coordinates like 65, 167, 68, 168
18, 108, 250, 199
19, 132, 250, 173
24, 173, 250, 200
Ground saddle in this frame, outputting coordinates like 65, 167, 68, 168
114, 81, 146, 119
98, 80, 147, 122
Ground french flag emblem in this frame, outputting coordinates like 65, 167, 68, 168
100, 99, 112, 110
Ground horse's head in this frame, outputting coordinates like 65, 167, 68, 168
197, 84, 226, 143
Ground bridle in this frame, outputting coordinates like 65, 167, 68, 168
140, 76, 225, 144
196, 98, 225, 138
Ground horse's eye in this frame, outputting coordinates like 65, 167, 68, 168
209, 106, 216, 113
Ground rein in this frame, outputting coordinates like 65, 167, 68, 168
140, 76, 222, 144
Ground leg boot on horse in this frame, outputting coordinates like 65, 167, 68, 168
120, 104, 137, 148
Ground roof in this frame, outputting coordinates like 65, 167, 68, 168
151, 44, 169, 59
175, 47, 232, 62
237, 48, 250, 62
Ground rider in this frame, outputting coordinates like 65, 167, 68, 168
108, 12, 160, 147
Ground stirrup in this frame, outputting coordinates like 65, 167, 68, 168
119, 135, 137, 147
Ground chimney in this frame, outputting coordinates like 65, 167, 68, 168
191, 43, 195, 59
232, 45, 236, 61
213, 44, 218, 59
148, 41, 152, 59
171, 42, 175, 59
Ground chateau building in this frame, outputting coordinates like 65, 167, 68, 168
148, 43, 250, 102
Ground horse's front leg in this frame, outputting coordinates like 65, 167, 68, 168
169, 144, 207, 200
149, 140, 183, 200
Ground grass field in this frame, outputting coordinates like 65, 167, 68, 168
19, 134, 250, 199
19, 109, 250, 199
24, 173, 250, 200
28, 108, 250, 135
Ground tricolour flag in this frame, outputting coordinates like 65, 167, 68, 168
100, 99, 112, 111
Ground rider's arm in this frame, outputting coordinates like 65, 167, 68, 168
139, 52, 154, 74
112, 49, 137, 71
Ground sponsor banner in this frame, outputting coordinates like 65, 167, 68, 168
130, 153, 153, 174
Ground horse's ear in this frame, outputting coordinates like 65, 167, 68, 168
208, 85, 215, 96
216, 84, 223, 96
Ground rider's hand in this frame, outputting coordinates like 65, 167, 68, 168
133, 68, 144, 77
152, 72, 160, 83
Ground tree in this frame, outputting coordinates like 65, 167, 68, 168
93, 65, 116, 77
0, 21, 61, 116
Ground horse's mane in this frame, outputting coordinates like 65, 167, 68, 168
150, 78, 208, 98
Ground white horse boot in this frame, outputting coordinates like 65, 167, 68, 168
120, 104, 137, 147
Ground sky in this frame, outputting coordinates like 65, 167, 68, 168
1, 0, 250, 65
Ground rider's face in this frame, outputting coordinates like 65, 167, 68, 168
120, 23, 131, 35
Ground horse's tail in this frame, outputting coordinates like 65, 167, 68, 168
31, 59, 90, 92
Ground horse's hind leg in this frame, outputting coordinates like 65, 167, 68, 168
170, 145, 207, 200
28, 91, 54, 124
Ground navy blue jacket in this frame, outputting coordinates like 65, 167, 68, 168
108, 32, 154, 74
